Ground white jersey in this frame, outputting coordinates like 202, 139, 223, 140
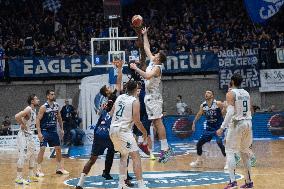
231, 88, 252, 120
22, 106, 36, 134
145, 61, 162, 94
110, 94, 137, 132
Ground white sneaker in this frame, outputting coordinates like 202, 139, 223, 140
224, 162, 228, 170
56, 168, 69, 175
190, 160, 203, 167
35, 170, 45, 177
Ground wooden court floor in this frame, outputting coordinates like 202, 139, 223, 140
0, 140, 284, 189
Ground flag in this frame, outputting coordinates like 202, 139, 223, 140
43, 0, 61, 13
244, 0, 284, 24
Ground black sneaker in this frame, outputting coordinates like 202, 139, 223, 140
75, 186, 83, 189
102, 171, 113, 180
127, 174, 133, 180
125, 179, 134, 187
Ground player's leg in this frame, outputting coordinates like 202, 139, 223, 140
27, 136, 38, 182
15, 131, 29, 185
102, 142, 115, 180
36, 130, 48, 177
129, 151, 148, 189
223, 126, 241, 188
239, 121, 254, 188
190, 132, 212, 167
215, 134, 226, 157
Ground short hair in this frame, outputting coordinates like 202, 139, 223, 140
207, 90, 214, 95
126, 80, 138, 94
177, 95, 182, 99
159, 51, 167, 64
46, 89, 54, 96
105, 99, 114, 112
27, 94, 36, 105
4, 116, 9, 119
231, 73, 243, 87
100, 85, 108, 97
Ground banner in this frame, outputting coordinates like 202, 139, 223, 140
218, 49, 260, 90
9, 53, 219, 78
259, 69, 284, 92
244, 0, 284, 24
276, 48, 284, 63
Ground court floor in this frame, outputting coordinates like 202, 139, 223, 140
0, 140, 284, 189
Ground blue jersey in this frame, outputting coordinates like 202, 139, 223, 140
40, 102, 60, 132
94, 110, 112, 139
202, 100, 223, 131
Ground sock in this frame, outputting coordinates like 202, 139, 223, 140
149, 149, 153, 155
119, 174, 126, 185
227, 153, 237, 182
137, 180, 145, 188
160, 139, 169, 151
17, 172, 22, 179
77, 173, 86, 187
56, 162, 62, 170
29, 169, 34, 177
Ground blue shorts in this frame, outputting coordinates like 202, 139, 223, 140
133, 114, 151, 136
40, 130, 60, 147
91, 135, 114, 156
200, 130, 223, 143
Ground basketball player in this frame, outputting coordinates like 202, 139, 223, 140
190, 90, 226, 167
130, 27, 173, 163
133, 81, 155, 160
110, 80, 148, 189
35, 90, 69, 176
76, 100, 115, 189
14, 94, 40, 184
216, 73, 254, 189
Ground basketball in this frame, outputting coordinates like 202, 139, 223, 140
132, 15, 143, 27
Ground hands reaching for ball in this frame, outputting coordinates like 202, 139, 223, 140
130, 63, 138, 70
141, 27, 149, 35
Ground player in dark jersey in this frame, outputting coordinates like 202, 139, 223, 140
35, 90, 69, 177
76, 99, 115, 189
190, 90, 226, 168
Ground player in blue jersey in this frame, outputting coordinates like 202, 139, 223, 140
76, 99, 115, 189
35, 90, 69, 177
190, 90, 226, 168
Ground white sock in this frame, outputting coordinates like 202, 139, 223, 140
37, 163, 41, 171
160, 139, 169, 151
138, 180, 145, 188
29, 169, 34, 177
17, 172, 22, 179
227, 153, 237, 182
149, 149, 153, 154
119, 174, 126, 185
77, 173, 86, 187
56, 162, 62, 170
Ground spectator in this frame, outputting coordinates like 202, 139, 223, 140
268, 104, 278, 112
0, 116, 12, 136
60, 99, 75, 145
176, 95, 187, 115
69, 111, 85, 146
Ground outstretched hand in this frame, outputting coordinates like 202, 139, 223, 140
130, 63, 138, 70
141, 27, 149, 35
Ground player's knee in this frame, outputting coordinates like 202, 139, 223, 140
17, 155, 25, 169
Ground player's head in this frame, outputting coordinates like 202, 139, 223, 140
126, 80, 138, 96
230, 73, 243, 88
65, 99, 69, 105
177, 95, 182, 101
46, 89, 55, 101
105, 99, 114, 112
100, 85, 112, 97
27, 94, 40, 106
205, 90, 214, 100
154, 51, 167, 64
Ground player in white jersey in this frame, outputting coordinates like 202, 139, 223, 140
217, 73, 254, 189
130, 27, 173, 163
110, 80, 148, 189
14, 94, 40, 185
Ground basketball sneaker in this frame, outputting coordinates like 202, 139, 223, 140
149, 154, 156, 160
15, 178, 29, 185
75, 186, 83, 189
56, 168, 69, 175
102, 170, 113, 180
224, 181, 238, 189
35, 170, 45, 177
27, 176, 39, 182
158, 147, 174, 163
240, 182, 254, 188
190, 159, 203, 168
138, 143, 150, 155
224, 160, 229, 170
250, 155, 257, 167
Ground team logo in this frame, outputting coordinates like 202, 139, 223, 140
268, 114, 284, 136
172, 118, 194, 139
65, 171, 243, 188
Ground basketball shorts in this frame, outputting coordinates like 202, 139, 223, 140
17, 130, 37, 159
144, 93, 163, 120
91, 135, 114, 156
40, 130, 61, 147
225, 120, 252, 154
110, 127, 138, 155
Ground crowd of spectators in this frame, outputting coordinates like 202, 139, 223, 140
0, 0, 284, 58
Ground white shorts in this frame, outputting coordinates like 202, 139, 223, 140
17, 131, 36, 159
225, 120, 253, 154
110, 128, 138, 155
144, 93, 163, 120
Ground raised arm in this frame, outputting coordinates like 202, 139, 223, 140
114, 60, 123, 93
130, 63, 160, 80
141, 27, 155, 61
